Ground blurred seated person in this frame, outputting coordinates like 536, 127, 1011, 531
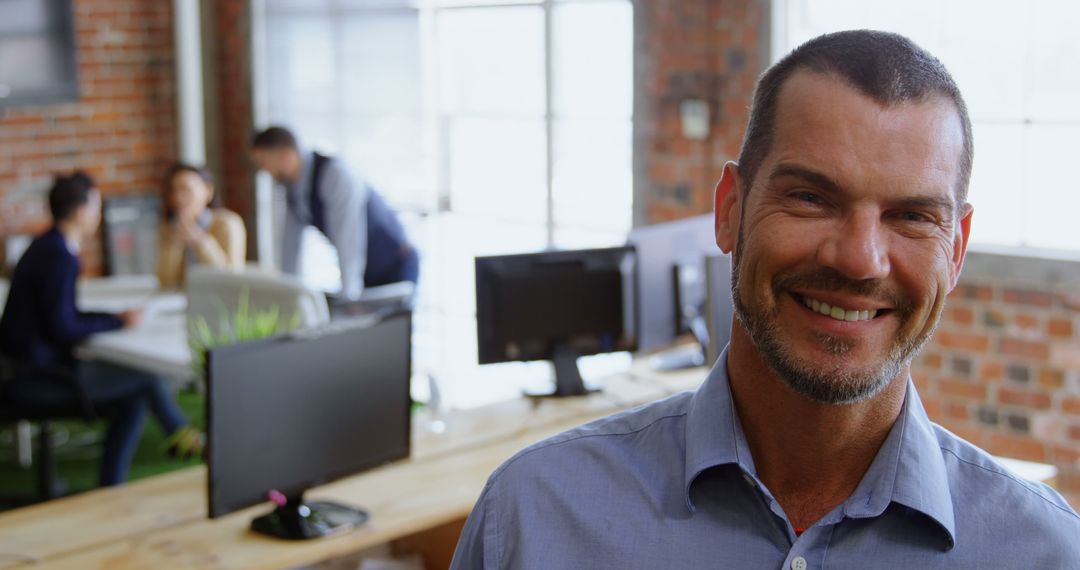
0, 172, 202, 487
157, 163, 246, 289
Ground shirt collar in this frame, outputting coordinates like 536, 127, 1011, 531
683, 350, 956, 547
683, 349, 756, 511
878, 383, 957, 547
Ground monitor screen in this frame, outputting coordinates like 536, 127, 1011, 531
626, 214, 718, 353
206, 313, 412, 522
630, 213, 721, 369
475, 246, 637, 396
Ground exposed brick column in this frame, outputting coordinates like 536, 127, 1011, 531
0, 0, 176, 275
634, 0, 767, 224
211, 0, 255, 247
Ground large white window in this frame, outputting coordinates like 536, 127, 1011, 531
774, 0, 1080, 254
254, 0, 633, 407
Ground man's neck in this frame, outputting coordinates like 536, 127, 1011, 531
55, 220, 83, 254
725, 325, 907, 530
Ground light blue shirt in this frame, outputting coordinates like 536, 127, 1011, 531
452, 352, 1080, 569
281, 149, 370, 299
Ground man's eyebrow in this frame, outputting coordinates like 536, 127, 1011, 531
768, 165, 842, 195
890, 195, 955, 212
768, 163, 957, 214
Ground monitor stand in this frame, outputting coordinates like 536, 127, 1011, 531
649, 313, 709, 371
250, 493, 369, 540
524, 343, 598, 399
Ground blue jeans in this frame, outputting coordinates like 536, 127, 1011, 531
3, 361, 189, 487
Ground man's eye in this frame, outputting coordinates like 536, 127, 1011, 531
896, 211, 931, 223
792, 191, 824, 205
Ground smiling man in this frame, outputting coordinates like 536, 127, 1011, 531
451, 30, 1080, 569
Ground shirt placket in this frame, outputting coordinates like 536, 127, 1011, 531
781, 523, 833, 570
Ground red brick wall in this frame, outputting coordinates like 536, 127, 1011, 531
212, 0, 254, 226
0, 0, 175, 275
914, 265, 1080, 507
638, 0, 766, 223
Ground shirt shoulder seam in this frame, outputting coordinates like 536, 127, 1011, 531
494, 410, 689, 477
939, 446, 1080, 521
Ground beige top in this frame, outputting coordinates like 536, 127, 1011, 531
157, 208, 246, 289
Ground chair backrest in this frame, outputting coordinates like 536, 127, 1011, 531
185, 266, 330, 338
102, 195, 161, 276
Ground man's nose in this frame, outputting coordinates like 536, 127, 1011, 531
816, 211, 890, 281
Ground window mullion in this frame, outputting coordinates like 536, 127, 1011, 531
543, 0, 555, 248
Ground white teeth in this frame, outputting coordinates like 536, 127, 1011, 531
801, 295, 878, 322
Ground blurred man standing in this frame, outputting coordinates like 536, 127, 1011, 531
250, 127, 418, 300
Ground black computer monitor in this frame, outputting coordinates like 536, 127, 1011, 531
626, 214, 720, 368
475, 246, 638, 397
206, 312, 412, 540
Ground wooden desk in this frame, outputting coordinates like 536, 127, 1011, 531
0, 364, 705, 569
33, 415, 590, 570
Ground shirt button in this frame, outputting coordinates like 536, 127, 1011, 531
791, 556, 807, 570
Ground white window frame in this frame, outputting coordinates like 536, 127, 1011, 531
250, 0, 634, 267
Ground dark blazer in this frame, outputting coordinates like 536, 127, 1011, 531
0, 227, 122, 367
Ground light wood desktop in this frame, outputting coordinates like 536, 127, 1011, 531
0, 363, 705, 569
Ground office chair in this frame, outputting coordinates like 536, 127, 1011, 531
101, 195, 161, 276
185, 266, 331, 337
0, 355, 97, 503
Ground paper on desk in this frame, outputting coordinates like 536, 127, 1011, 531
142, 294, 187, 319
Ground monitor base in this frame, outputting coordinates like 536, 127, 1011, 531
648, 343, 706, 371
251, 498, 369, 540
523, 385, 600, 400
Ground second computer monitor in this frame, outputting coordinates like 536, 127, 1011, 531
626, 214, 721, 358
475, 246, 638, 397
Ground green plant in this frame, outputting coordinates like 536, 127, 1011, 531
188, 288, 302, 378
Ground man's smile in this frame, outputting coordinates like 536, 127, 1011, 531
799, 294, 878, 321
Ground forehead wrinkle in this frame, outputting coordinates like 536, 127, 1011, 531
764, 78, 964, 213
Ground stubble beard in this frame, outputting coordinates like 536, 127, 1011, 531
729, 228, 936, 406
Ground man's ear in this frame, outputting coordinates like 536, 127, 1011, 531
714, 161, 742, 254
948, 202, 974, 290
